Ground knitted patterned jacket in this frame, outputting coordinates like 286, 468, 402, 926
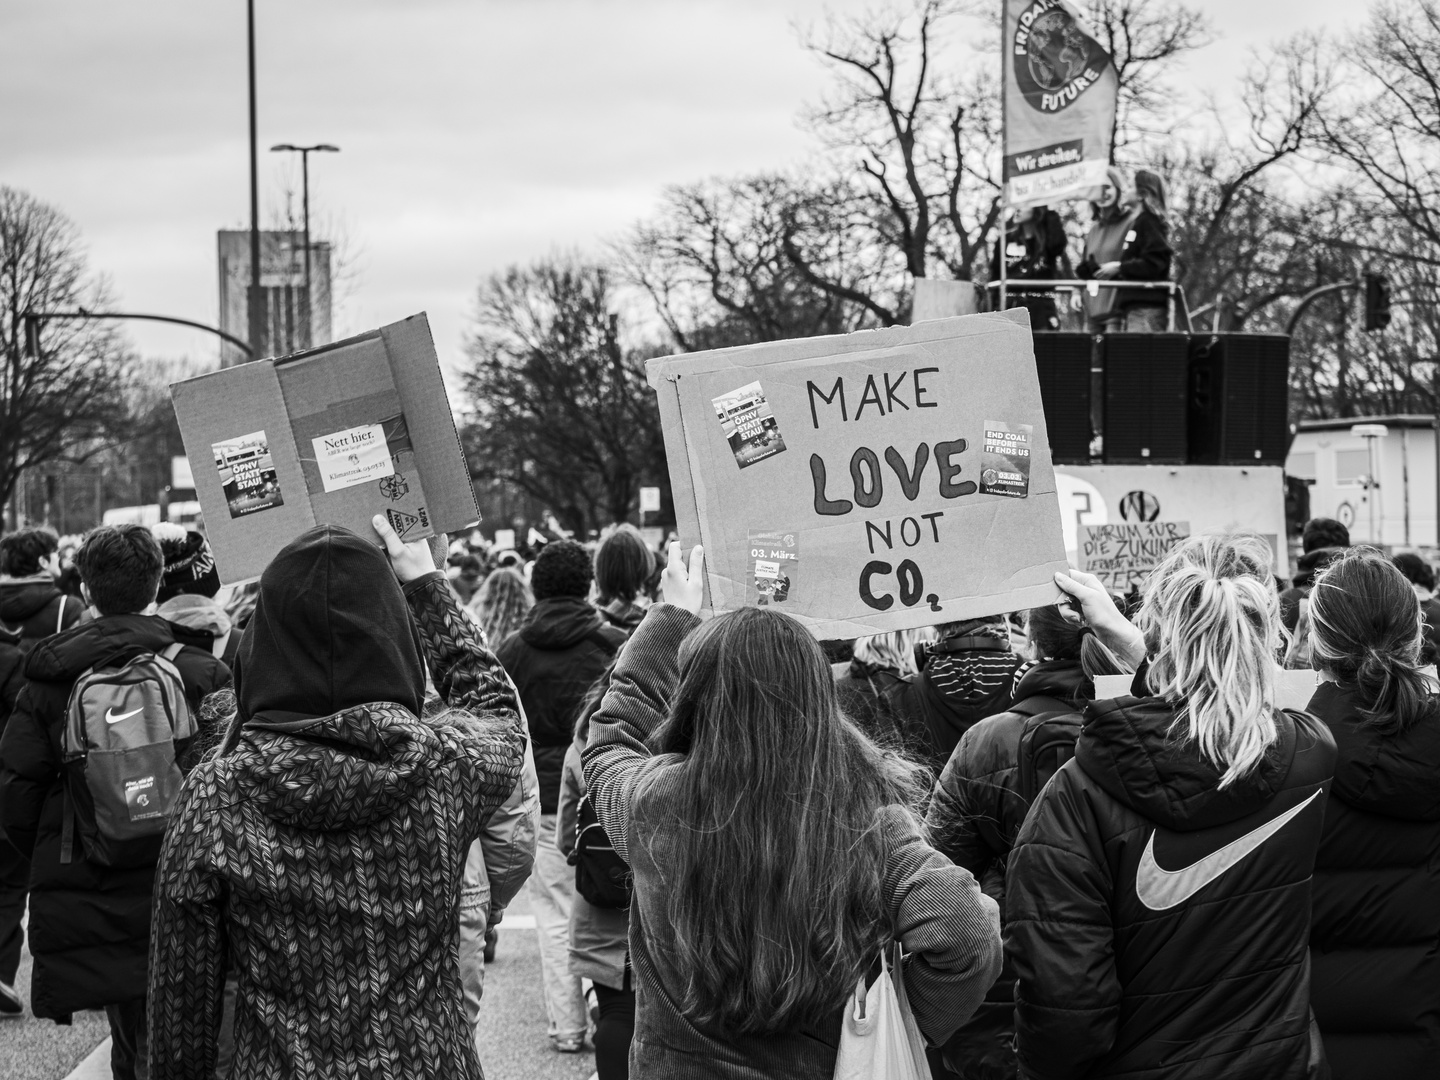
148, 572, 527, 1080
583, 603, 1003, 1078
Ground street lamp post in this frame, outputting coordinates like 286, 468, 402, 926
1351, 423, 1389, 545
269, 142, 339, 348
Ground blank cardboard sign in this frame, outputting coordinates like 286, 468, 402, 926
170, 313, 478, 584
647, 311, 1069, 639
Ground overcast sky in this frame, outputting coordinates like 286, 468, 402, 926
2, 0, 1362, 375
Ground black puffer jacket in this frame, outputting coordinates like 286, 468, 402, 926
0, 614, 230, 1018
925, 660, 1091, 1080
1006, 694, 1336, 1080
0, 625, 22, 733
835, 660, 929, 757
0, 576, 85, 652
1307, 681, 1440, 1079
495, 597, 625, 813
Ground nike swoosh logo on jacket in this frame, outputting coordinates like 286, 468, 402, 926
1136, 790, 1322, 911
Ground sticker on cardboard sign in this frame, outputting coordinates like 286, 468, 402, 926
979, 421, 1032, 499
748, 530, 798, 605
386, 507, 422, 540
213, 431, 285, 519
713, 381, 787, 469
313, 423, 394, 493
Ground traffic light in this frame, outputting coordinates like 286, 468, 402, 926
1364, 271, 1392, 332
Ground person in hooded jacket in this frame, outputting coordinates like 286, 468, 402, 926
1279, 517, 1350, 633
495, 538, 626, 1052
911, 616, 1026, 773
0, 524, 229, 1078
1300, 549, 1440, 1078
0, 528, 86, 651
924, 605, 1131, 1079
1011, 534, 1337, 1080
1075, 167, 1139, 333
146, 517, 529, 1080
0, 623, 25, 1015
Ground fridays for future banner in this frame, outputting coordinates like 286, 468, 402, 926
1003, 0, 1119, 206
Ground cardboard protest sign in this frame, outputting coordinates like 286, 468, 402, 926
648, 311, 1068, 639
171, 314, 478, 583
1079, 521, 1191, 592
1054, 465, 1289, 577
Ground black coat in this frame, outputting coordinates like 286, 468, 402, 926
928, 660, 1092, 901
1006, 693, 1335, 1080
0, 614, 230, 1018
1307, 681, 1440, 1079
496, 597, 625, 814
0, 577, 85, 652
990, 209, 1067, 280
0, 625, 22, 735
913, 636, 1024, 772
834, 660, 929, 757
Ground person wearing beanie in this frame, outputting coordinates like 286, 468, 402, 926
495, 539, 625, 1054
151, 523, 222, 604
1279, 517, 1351, 633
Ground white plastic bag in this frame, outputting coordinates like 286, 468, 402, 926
833, 943, 933, 1080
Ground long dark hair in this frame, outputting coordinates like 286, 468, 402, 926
647, 607, 927, 1036
1309, 547, 1432, 731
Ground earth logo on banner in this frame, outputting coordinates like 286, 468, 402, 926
1013, 1, 1112, 114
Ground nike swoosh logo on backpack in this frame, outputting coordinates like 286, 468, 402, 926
1135, 790, 1321, 911
105, 707, 143, 725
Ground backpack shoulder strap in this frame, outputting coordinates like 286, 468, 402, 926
1010, 694, 1072, 719
160, 642, 186, 663
55, 595, 68, 636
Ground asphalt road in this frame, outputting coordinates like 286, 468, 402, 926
3, 891, 599, 1080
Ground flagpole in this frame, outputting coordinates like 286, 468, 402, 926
998, 0, 1010, 313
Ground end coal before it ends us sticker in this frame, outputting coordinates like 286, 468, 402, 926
313, 423, 394, 493
979, 420, 1032, 499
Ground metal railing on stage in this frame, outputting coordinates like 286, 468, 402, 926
983, 280, 1189, 332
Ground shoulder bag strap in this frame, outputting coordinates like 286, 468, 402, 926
55, 595, 67, 636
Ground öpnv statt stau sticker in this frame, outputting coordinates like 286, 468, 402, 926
212, 431, 284, 518
748, 530, 798, 605
713, 381, 787, 469
979, 420, 1032, 499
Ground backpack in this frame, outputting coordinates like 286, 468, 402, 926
567, 791, 632, 909
59, 643, 198, 868
1012, 694, 1085, 806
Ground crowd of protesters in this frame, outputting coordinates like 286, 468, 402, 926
0, 510, 1438, 1080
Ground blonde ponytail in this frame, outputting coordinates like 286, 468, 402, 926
1137, 534, 1281, 788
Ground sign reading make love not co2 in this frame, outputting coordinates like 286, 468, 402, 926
647, 311, 1068, 639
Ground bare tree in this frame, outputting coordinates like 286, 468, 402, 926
804, 0, 1002, 283
1319, 1, 1440, 252
460, 256, 667, 536
621, 174, 897, 348
1159, 35, 1333, 327
0, 186, 133, 525
1083, 0, 1213, 159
